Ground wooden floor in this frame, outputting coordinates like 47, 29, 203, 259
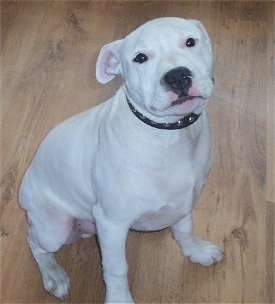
1, 1, 274, 303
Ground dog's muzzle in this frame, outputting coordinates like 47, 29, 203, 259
164, 67, 192, 97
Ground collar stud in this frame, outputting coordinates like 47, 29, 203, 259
177, 120, 184, 127
188, 115, 195, 123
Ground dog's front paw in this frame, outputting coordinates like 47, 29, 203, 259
41, 261, 70, 299
182, 237, 224, 266
104, 285, 134, 304
105, 290, 134, 304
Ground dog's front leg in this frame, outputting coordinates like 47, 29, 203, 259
171, 213, 224, 266
93, 204, 134, 304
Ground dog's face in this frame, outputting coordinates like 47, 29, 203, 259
96, 17, 214, 117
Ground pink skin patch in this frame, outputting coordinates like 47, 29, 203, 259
65, 219, 96, 244
164, 88, 202, 112
166, 91, 179, 102
174, 98, 200, 112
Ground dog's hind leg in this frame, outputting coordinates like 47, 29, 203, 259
26, 207, 74, 298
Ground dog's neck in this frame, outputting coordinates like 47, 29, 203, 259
126, 96, 201, 130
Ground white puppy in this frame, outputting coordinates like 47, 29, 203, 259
19, 17, 223, 303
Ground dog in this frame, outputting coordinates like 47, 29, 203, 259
19, 17, 223, 303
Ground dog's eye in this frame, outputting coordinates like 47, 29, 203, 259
133, 53, 148, 64
186, 38, 196, 47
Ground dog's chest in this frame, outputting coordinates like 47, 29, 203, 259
95, 114, 211, 231
130, 161, 204, 231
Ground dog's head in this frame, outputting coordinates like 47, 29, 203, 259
96, 17, 213, 119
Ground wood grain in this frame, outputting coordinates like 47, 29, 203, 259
266, 4, 275, 203
1, 1, 274, 303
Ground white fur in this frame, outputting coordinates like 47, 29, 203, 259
19, 17, 223, 303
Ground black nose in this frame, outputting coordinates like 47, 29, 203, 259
164, 67, 192, 96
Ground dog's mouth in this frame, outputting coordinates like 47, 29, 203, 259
171, 95, 201, 106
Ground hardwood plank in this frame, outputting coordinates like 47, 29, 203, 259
1, 1, 50, 121
1, 1, 274, 303
266, 202, 274, 303
266, 4, 275, 203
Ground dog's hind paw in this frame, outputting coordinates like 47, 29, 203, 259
183, 237, 224, 266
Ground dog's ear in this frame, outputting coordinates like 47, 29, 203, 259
96, 39, 123, 84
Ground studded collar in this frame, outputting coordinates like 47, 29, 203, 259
126, 97, 201, 130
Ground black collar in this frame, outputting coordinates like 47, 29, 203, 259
126, 97, 201, 130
